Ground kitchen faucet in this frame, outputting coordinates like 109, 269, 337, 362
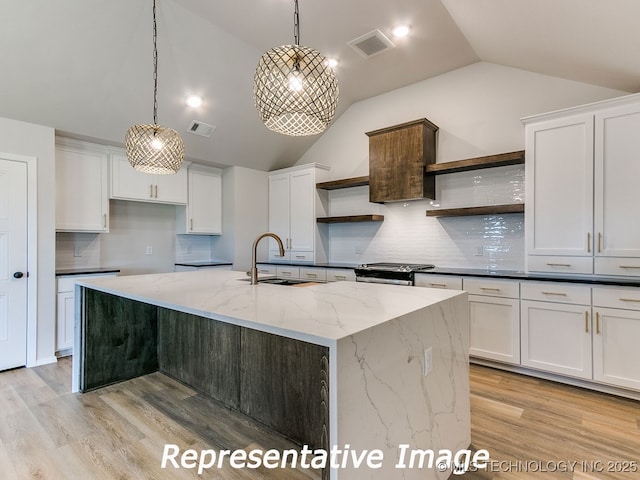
250, 232, 285, 285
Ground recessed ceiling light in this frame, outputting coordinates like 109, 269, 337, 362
186, 95, 203, 108
325, 58, 338, 68
392, 25, 410, 38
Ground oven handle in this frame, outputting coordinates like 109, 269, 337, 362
355, 276, 413, 286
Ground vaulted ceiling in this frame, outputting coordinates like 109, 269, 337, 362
1, 0, 638, 171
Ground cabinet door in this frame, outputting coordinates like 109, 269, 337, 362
56, 292, 75, 353
110, 151, 156, 201
521, 300, 592, 379
469, 295, 520, 364
268, 172, 291, 259
525, 114, 594, 257
188, 168, 221, 234
289, 169, 315, 253
594, 103, 640, 258
593, 308, 640, 391
55, 141, 108, 232
155, 168, 187, 205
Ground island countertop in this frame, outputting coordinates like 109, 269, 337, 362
78, 268, 463, 346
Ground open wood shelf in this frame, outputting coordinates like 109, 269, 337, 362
426, 203, 525, 218
425, 150, 525, 175
316, 214, 384, 224
316, 176, 369, 190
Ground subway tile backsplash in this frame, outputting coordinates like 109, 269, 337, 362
326, 165, 525, 270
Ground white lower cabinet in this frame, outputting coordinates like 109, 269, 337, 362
592, 287, 640, 391
465, 278, 520, 365
326, 268, 356, 282
56, 273, 117, 354
520, 282, 592, 380
414, 274, 463, 290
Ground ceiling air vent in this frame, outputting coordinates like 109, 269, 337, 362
347, 29, 395, 58
187, 120, 216, 138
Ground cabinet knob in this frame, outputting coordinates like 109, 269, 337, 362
13, 271, 24, 279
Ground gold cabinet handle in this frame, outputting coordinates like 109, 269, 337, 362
154, 185, 158, 198
334, 275, 346, 280
103, 213, 107, 228
480, 287, 502, 292
306, 273, 318, 278
546, 263, 571, 267
281, 271, 292, 276
598, 232, 602, 253
150, 184, 154, 198
596, 311, 600, 335
429, 283, 447, 287
587, 232, 591, 253
190, 219, 193, 230
585, 311, 589, 333
619, 265, 640, 269
541, 291, 568, 296
619, 297, 640, 302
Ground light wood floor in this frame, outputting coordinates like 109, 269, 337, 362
1, 359, 639, 479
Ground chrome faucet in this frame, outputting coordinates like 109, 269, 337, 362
250, 232, 285, 285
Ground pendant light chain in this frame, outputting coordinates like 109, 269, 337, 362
152, 0, 158, 126
125, 0, 184, 174
293, 0, 300, 46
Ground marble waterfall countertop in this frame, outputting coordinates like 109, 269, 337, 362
77, 269, 463, 346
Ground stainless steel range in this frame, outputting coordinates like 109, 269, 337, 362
354, 263, 435, 286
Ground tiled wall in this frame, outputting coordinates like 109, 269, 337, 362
326, 165, 525, 270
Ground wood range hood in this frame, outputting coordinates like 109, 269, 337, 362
366, 118, 438, 203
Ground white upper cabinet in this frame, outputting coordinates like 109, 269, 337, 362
176, 164, 222, 235
594, 103, 640, 269
524, 113, 594, 261
268, 164, 329, 264
524, 93, 640, 276
109, 148, 187, 205
55, 138, 109, 232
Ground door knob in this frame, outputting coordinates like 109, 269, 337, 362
13, 272, 24, 279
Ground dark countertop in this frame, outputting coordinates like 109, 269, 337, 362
257, 262, 640, 287
56, 267, 121, 277
174, 261, 233, 267
417, 267, 640, 287
258, 261, 358, 269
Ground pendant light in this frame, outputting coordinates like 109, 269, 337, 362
125, 0, 184, 174
253, 0, 339, 136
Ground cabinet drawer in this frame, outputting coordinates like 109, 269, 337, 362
276, 266, 300, 279
594, 257, 640, 277
256, 264, 277, 276
414, 274, 463, 290
326, 268, 356, 282
527, 255, 593, 275
289, 251, 314, 263
57, 273, 116, 293
521, 281, 591, 305
300, 267, 327, 282
593, 286, 640, 310
463, 278, 519, 299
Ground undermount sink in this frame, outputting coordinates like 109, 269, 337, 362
239, 276, 312, 286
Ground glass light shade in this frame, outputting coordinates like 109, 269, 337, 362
125, 124, 185, 175
253, 45, 338, 136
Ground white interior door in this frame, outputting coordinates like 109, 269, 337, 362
0, 158, 28, 370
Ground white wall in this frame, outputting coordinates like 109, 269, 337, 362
297, 62, 627, 269
0, 117, 56, 365
100, 200, 178, 275
213, 166, 269, 271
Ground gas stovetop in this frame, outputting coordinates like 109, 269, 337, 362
355, 263, 435, 273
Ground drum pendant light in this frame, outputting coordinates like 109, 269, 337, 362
125, 0, 184, 174
253, 0, 339, 136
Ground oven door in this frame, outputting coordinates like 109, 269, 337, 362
355, 275, 413, 286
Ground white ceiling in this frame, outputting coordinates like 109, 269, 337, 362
1, 0, 638, 171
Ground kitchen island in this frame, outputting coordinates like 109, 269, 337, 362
74, 269, 469, 479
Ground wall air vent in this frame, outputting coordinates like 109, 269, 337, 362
187, 120, 216, 138
347, 29, 395, 58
